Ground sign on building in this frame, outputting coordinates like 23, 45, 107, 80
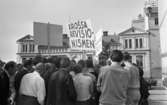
34, 22, 63, 46
68, 20, 95, 51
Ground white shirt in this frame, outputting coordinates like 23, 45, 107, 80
19, 71, 46, 105
73, 73, 93, 101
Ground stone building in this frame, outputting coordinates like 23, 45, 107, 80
159, 0, 167, 77
16, 34, 70, 63
119, 27, 151, 78
119, 0, 161, 80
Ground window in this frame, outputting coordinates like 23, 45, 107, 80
124, 39, 132, 49
129, 39, 132, 48
155, 18, 158, 25
135, 39, 138, 48
139, 38, 143, 48
135, 38, 143, 48
29, 44, 35, 52
21, 45, 24, 52
125, 39, 128, 48
22, 44, 28, 52
25, 44, 27, 52
29, 44, 31, 52
136, 55, 143, 69
32, 45, 35, 52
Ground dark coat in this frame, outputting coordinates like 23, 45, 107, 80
14, 68, 29, 93
139, 77, 150, 105
14, 68, 29, 102
16, 95, 40, 105
46, 68, 77, 105
0, 71, 10, 105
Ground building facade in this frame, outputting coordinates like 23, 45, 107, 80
17, 31, 120, 63
159, 0, 167, 78
119, 0, 161, 80
119, 27, 151, 78
16, 34, 94, 63
17, 35, 38, 63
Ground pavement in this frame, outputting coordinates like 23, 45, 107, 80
148, 87, 167, 105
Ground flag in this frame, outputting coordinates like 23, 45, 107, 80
95, 29, 103, 56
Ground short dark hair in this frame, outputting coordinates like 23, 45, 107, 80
32, 55, 44, 65
23, 59, 33, 68
48, 56, 61, 68
60, 57, 70, 68
110, 50, 123, 62
123, 52, 131, 61
86, 59, 94, 68
78, 60, 86, 68
70, 64, 82, 74
4, 61, 16, 71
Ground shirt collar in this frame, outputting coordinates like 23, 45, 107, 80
124, 61, 132, 67
111, 62, 121, 67
33, 71, 41, 77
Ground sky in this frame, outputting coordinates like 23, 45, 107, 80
0, 0, 145, 62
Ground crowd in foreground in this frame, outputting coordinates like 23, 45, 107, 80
0, 50, 150, 105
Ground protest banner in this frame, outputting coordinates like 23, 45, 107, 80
93, 29, 103, 65
68, 19, 95, 51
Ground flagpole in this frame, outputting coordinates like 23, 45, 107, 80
47, 22, 50, 57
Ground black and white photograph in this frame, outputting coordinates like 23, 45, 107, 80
0, 0, 167, 105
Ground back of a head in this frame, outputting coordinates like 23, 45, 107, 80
110, 50, 123, 63
45, 63, 55, 72
60, 57, 70, 68
0, 60, 5, 68
123, 52, 131, 61
99, 59, 107, 66
4, 61, 16, 71
32, 55, 44, 65
4, 61, 17, 75
17, 63, 23, 71
78, 60, 86, 68
23, 59, 33, 68
86, 59, 94, 68
71, 64, 82, 74
53, 56, 61, 69
35, 63, 45, 75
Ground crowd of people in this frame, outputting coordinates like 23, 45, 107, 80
0, 50, 150, 105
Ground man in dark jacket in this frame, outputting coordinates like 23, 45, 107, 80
46, 57, 77, 105
0, 61, 17, 105
14, 59, 34, 102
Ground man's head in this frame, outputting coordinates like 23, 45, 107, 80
110, 50, 123, 63
23, 59, 34, 72
35, 63, 45, 76
60, 57, 70, 68
70, 64, 82, 74
123, 52, 131, 62
4, 61, 17, 76
86, 59, 94, 68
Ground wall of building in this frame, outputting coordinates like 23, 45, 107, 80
132, 18, 145, 30
149, 29, 162, 79
119, 33, 150, 78
159, 0, 167, 77
147, 5, 162, 79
